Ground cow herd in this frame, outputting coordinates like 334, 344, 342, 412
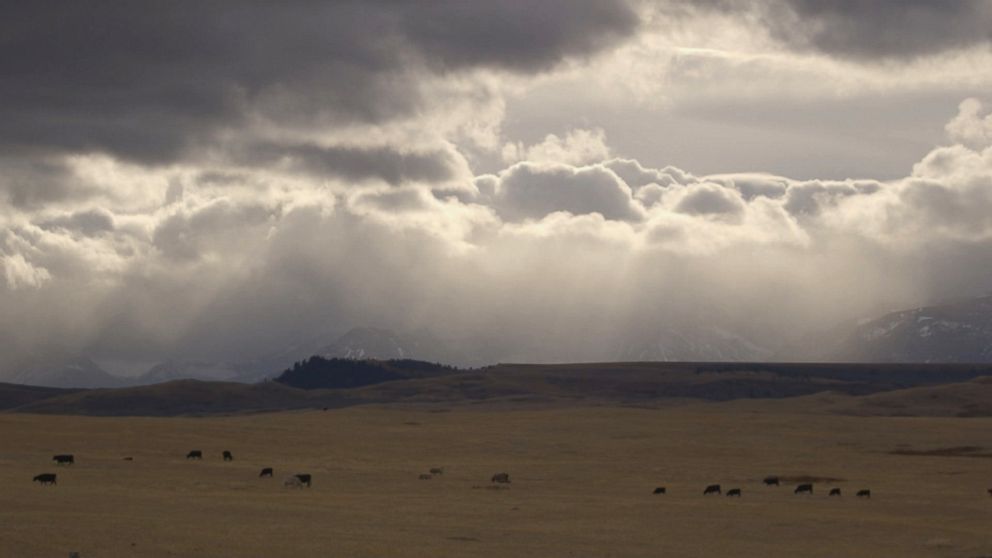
181, 449, 313, 488
30, 449, 514, 492
30, 451, 313, 490
28, 454, 991, 503
652, 477, 874, 499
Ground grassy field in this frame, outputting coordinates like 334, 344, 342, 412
2, 402, 991, 557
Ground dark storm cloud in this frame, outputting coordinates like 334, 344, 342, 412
772, 0, 992, 60
682, 0, 992, 60
242, 142, 463, 186
38, 207, 115, 236
0, 1, 639, 163
0, 158, 87, 208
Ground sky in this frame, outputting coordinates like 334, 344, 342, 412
3, 1, 992, 373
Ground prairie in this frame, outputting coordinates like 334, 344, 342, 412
3, 401, 992, 557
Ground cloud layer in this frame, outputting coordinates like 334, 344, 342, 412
3, 3, 992, 374
5, 98, 992, 369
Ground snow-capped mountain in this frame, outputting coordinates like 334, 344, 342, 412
614, 325, 773, 362
314, 327, 458, 363
838, 295, 992, 363
11, 355, 129, 388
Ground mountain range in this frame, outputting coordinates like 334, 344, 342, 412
836, 295, 992, 363
7, 294, 992, 388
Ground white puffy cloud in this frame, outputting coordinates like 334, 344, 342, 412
1, 253, 51, 290
5, 109, 992, 373
945, 98, 992, 150
502, 128, 611, 166
482, 161, 646, 222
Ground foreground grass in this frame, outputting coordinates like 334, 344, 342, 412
2, 403, 991, 557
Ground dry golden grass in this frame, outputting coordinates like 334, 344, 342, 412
2, 402, 992, 557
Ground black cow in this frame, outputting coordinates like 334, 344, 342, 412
794, 483, 813, 495
703, 484, 721, 495
988, 488, 992, 497
419, 473, 433, 480
294, 473, 312, 487
856, 489, 871, 499
123, 457, 134, 461
652, 487, 666, 495
763, 476, 779, 486
33, 473, 57, 485
52, 454, 74, 465
491, 473, 511, 484
259, 467, 273, 478
429, 467, 444, 475
222, 450, 233, 462
726, 488, 742, 497
186, 450, 202, 460
829, 488, 841, 496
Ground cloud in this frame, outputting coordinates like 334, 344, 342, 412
39, 208, 115, 237
683, 1, 992, 61
766, 0, 992, 60
6, 100, 992, 373
502, 128, 611, 166
1, 253, 51, 290
5, 3, 992, 374
240, 141, 473, 187
0, 1, 638, 164
484, 162, 646, 222
0, 158, 82, 209
4, 117, 992, 372
673, 182, 746, 218
945, 98, 992, 149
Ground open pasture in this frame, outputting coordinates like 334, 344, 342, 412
2, 403, 991, 557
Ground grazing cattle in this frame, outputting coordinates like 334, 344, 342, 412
857, 489, 871, 499
988, 488, 992, 497
186, 450, 202, 460
652, 487, 666, 495
52, 454, 74, 465
763, 476, 779, 486
123, 457, 133, 461
259, 467, 273, 478
429, 467, 444, 475
284, 477, 304, 489
794, 483, 814, 495
726, 488, 742, 497
33, 473, 57, 485
294, 473, 312, 487
829, 488, 841, 496
703, 484, 721, 495
419, 473, 433, 480
491, 473, 511, 484
222, 450, 233, 462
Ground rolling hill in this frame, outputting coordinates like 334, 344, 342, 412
0, 382, 79, 410
8, 360, 992, 417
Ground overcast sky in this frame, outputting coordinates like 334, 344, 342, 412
3, 1, 992, 372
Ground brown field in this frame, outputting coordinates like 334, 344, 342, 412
2, 401, 992, 557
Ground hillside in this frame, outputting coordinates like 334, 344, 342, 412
347, 361, 992, 406
10, 380, 356, 417
0, 382, 79, 410
10, 360, 992, 417
826, 376, 992, 418
275, 357, 459, 390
